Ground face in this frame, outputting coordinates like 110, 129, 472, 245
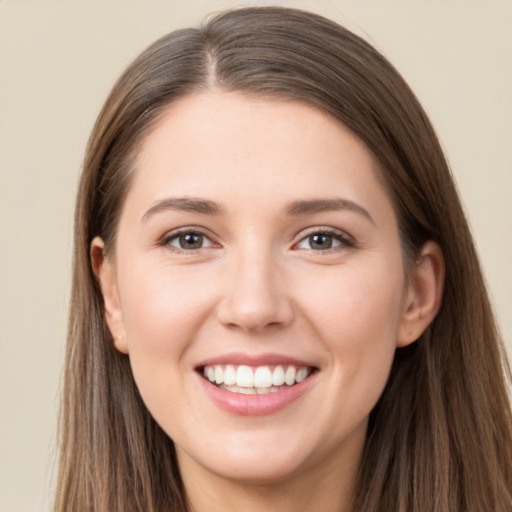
96, 91, 426, 488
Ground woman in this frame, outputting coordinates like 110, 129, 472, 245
55, 6, 512, 511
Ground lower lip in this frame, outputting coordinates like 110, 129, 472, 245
197, 372, 316, 416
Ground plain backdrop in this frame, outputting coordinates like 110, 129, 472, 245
1, 1, 511, 510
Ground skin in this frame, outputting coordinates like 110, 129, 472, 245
92, 91, 444, 512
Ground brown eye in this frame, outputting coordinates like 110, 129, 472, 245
295, 229, 353, 252
308, 233, 333, 250
179, 233, 203, 249
167, 231, 214, 251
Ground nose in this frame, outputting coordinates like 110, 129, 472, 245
216, 248, 294, 333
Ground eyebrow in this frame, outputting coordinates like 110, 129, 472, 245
285, 198, 375, 225
141, 197, 224, 221
141, 196, 375, 226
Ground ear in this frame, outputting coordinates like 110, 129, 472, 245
90, 236, 129, 354
397, 241, 445, 348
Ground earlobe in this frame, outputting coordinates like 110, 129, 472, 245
397, 241, 445, 348
90, 236, 129, 354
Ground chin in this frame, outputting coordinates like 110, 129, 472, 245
205, 456, 305, 486
177, 429, 313, 485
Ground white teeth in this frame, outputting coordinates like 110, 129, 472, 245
254, 366, 272, 388
236, 365, 254, 388
214, 365, 223, 384
238, 387, 257, 395
220, 384, 289, 395
285, 366, 296, 386
203, 363, 312, 391
272, 366, 285, 386
296, 368, 309, 383
223, 364, 236, 386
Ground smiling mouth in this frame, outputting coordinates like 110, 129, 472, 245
198, 364, 317, 395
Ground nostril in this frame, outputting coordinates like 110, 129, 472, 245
216, 301, 294, 333
215, 267, 294, 332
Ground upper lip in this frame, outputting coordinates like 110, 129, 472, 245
196, 352, 317, 369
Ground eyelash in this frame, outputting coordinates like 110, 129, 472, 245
159, 227, 355, 253
293, 227, 355, 253
159, 228, 218, 253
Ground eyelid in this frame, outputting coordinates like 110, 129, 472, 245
157, 225, 355, 253
292, 226, 355, 251
159, 226, 220, 251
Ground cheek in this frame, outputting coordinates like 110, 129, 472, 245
114, 260, 223, 431
296, 260, 404, 400
116, 260, 219, 376
300, 261, 404, 342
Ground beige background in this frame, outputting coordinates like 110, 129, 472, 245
0, 1, 510, 510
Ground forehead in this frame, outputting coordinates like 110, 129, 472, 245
124, 91, 395, 224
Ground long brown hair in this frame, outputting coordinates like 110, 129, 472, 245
55, 7, 512, 511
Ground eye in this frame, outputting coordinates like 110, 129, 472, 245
165, 230, 215, 251
295, 230, 353, 251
